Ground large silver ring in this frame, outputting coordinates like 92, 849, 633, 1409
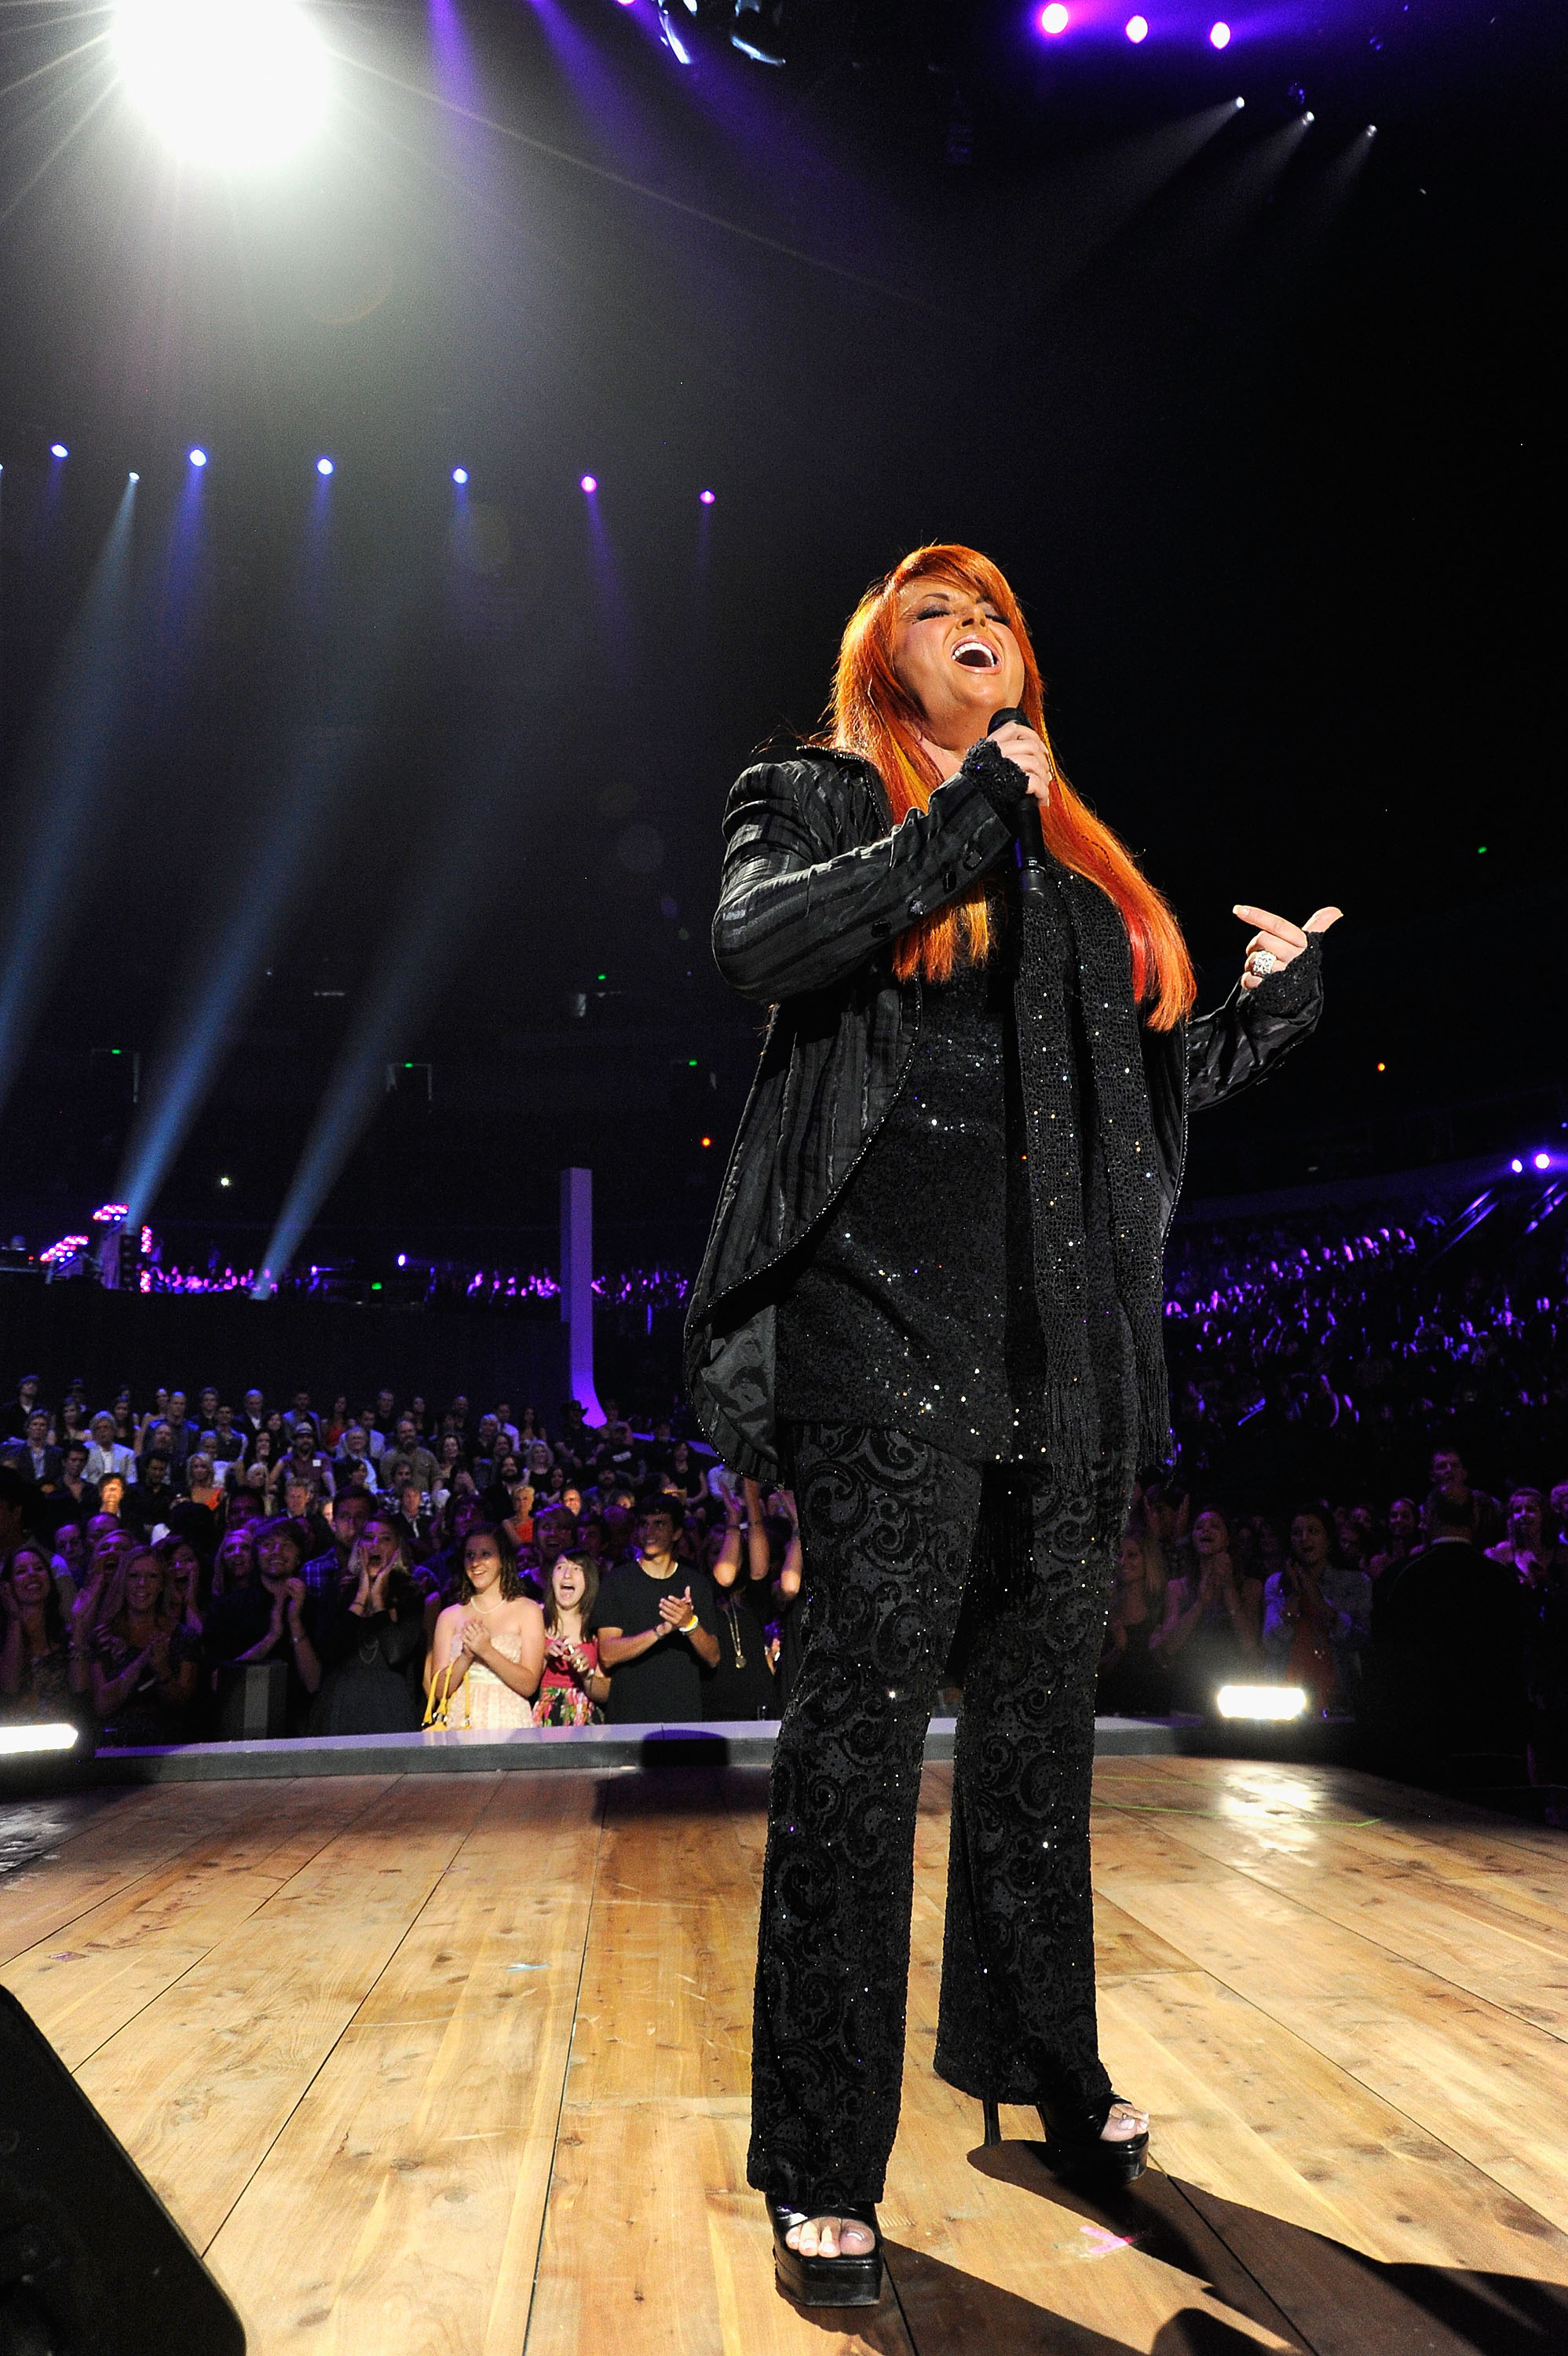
1248, 949, 1278, 976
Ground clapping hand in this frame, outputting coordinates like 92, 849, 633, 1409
1234, 905, 1342, 991
657, 1587, 695, 1635
459, 1613, 489, 1657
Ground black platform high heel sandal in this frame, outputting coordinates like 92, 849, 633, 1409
766, 2197, 884, 2308
981, 2094, 1149, 2188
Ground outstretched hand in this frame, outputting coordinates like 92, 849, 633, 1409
1233, 904, 1342, 990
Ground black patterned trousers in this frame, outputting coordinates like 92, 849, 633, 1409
748, 1422, 1125, 2209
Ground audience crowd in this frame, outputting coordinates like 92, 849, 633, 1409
2, 1165, 1565, 1809
0, 1377, 806, 1747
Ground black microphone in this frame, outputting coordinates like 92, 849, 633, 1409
988, 704, 1049, 898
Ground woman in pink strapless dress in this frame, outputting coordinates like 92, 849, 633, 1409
426, 1526, 544, 1729
534, 1554, 611, 1726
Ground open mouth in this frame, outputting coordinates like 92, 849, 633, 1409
952, 636, 1000, 671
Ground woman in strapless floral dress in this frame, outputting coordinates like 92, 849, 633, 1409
426, 1525, 545, 1728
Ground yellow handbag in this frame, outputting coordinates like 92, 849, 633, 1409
422, 1652, 471, 1729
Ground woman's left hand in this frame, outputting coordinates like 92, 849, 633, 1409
459, 1614, 488, 1656
1233, 904, 1343, 990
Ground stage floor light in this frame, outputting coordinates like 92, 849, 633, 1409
0, 1723, 80, 1755
1215, 1685, 1308, 1721
113, 0, 329, 170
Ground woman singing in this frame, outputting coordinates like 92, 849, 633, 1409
684, 544, 1339, 2307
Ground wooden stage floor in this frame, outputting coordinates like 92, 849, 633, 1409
2, 1756, 1565, 2355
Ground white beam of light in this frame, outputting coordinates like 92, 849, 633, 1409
0, 478, 137, 1125
113, 0, 329, 170
253, 743, 524, 1297
117, 730, 349, 1232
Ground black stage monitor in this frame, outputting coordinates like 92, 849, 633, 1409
0, 1988, 246, 2355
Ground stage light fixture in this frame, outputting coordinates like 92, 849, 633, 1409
113, 0, 329, 170
50, 443, 68, 459
316, 456, 334, 476
1215, 1685, 1307, 1721
188, 446, 207, 466
128, 472, 141, 483
0, 1722, 80, 1755
700, 488, 716, 505
1040, 3, 1070, 32
451, 466, 469, 485
1366, 123, 1376, 135
658, 5, 693, 64
1209, 20, 1230, 47
580, 473, 598, 493
1534, 1152, 1550, 1170
1234, 93, 1245, 106
733, 0, 786, 64
1511, 1158, 1524, 1173
1125, 15, 1149, 41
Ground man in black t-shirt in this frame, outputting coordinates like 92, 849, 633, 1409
590, 1496, 721, 1724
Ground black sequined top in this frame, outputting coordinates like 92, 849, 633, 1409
776, 894, 1137, 1466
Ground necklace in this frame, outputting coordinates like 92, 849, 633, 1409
720, 1593, 746, 1670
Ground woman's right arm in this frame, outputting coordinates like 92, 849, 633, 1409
426, 1606, 471, 1695
711, 746, 1029, 1004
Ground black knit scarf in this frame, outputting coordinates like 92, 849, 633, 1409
1012, 865, 1170, 1489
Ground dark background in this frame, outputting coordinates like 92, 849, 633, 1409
0, 0, 1561, 1284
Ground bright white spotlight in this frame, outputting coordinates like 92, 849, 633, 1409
1216, 1685, 1308, 1721
114, 0, 329, 170
451, 466, 469, 485
1125, 15, 1149, 40
0, 1721, 80, 1755
189, 446, 207, 466
1209, 20, 1231, 46
316, 455, 334, 476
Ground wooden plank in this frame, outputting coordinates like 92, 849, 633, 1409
535, 2092, 916, 2356
74, 1776, 502, 2251
892, 1790, 1306, 2355
0, 1779, 315, 1967
1138, 1803, 1568, 2037
1098, 1966, 1568, 2354
1098, 1842, 1568, 2235
206, 1776, 601, 2356
2, 1778, 393, 2068
528, 1772, 916, 2355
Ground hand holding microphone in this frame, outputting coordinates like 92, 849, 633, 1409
987, 704, 1054, 898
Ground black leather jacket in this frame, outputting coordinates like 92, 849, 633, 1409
684, 745, 1324, 1479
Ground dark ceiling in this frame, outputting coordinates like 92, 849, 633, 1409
0, 0, 1559, 1266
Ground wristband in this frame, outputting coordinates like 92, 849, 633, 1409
679, 1611, 699, 1633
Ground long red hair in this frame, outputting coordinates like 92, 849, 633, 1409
821, 544, 1195, 1030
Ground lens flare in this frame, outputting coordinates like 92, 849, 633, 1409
113, 0, 330, 169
